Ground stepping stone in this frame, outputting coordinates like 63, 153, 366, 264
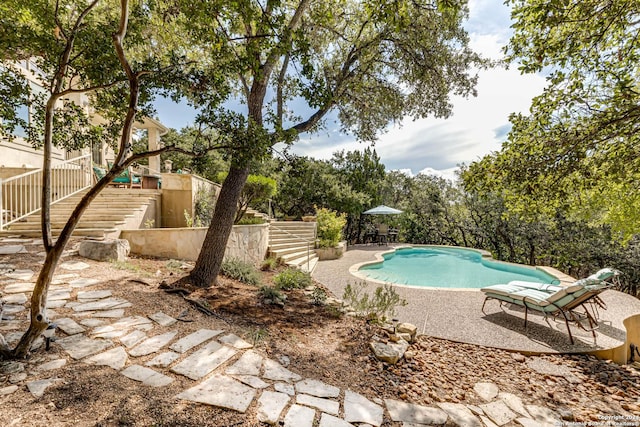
120, 330, 147, 348
121, 365, 173, 387
93, 329, 130, 339
149, 312, 177, 327
52, 274, 78, 282
37, 359, 67, 371
110, 316, 154, 330
46, 299, 67, 309
86, 309, 125, 318
56, 334, 113, 360
296, 378, 340, 398
385, 398, 448, 425
176, 374, 256, 412
525, 405, 561, 425
128, 331, 177, 357
1, 238, 32, 243
2, 305, 24, 314
515, 418, 546, 427
77, 290, 112, 300
474, 382, 500, 402
5, 270, 34, 281
275, 382, 295, 395
1, 293, 27, 304
49, 290, 71, 300
283, 404, 315, 427
3, 283, 35, 293
26, 378, 62, 398
0, 245, 28, 254
232, 375, 269, 389
60, 261, 90, 271
170, 329, 222, 353
344, 390, 384, 427
262, 358, 302, 382
68, 278, 100, 288
146, 351, 180, 368
171, 340, 237, 380
84, 347, 128, 370
296, 393, 340, 416
218, 333, 253, 349
1, 361, 26, 374
437, 402, 482, 427
225, 350, 263, 376
257, 390, 290, 424
499, 392, 531, 418
481, 415, 500, 427
0, 385, 19, 395
72, 297, 130, 312
319, 413, 354, 427
480, 401, 518, 426
79, 318, 106, 328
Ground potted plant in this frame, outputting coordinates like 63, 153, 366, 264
315, 207, 347, 260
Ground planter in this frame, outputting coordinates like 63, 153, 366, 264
316, 241, 346, 260
302, 215, 316, 222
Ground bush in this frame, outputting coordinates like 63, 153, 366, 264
273, 268, 312, 290
236, 217, 266, 225
311, 287, 328, 305
316, 207, 347, 248
220, 258, 262, 286
261, 257, 279, 271
259, 285, 287, 306
342, 282, 407, 323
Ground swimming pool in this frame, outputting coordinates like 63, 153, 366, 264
357, 246, 558, 289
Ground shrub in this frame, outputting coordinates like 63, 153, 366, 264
236, 217, 266, 225
220, 258, 262, 286
261, 257, 279, 271
342, 282, 407, 323
310, 287, 327, 305
259, 285, 287, 306
274, 268, 312, 290
316, 207, 347, 248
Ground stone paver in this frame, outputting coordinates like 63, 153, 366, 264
1, 293, 28, 304
295, 378, 340, 398
480, 400, 518, 426
344, 390, 384, 427
499, 392, 531, 418
84, 346, 129, 370
437, 402, 482, 427
225, 349, 263, 376
275, 382, 295, 395
284, 404, 315, 427
68, 278, 100, 288
86, 309, 125, 318
5, 269, 33, 280
146, 351, 180, 368
0, 245, 27, 254
525, 405, 561, 425
171, 340, 237, 380
319, 413, 355, 427
37, 359, 67, 371
263, 358, 302, 382
385, 398, 448, 425
77, 290, 112, 300
257, 390, 290, 424
56, 334, 113, 360
128, 331, 177, 357
0, 385, 19, 395
296, 393, 340, 415
55, 318, 86, 335
232, 375, 269, 389
474, 382, 500, 401
176, 374, 256, 413
218, 333, 253, 349
73, 297, 130, 312
169, 329, 222, 353
49, 290, 71, 300
26, 378, 63, 398
120, 330, 148, 348
149, 311, 177, 327
60, 261, 90, 271
78, 318, 106, 328
3, 283, 35, 293
121, 365, 173, 387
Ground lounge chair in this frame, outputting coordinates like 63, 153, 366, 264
481, 268, 620, 344
93, 165, 141, 188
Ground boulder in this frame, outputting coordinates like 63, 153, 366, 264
79, 239, 130, 262
370, 340, 409, 364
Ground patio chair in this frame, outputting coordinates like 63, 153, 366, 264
480, 268, 620, 344
93, 165, 141, 188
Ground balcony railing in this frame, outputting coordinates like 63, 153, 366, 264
0, 154, 92, 230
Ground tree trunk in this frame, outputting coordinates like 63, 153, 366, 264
190, 165, 250, 287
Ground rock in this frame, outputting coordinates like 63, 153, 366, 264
385, 398, 448, 425
295, 379, 340, 398
511, 353, 526, 362
79, 239, 130, 262
397, 323, 417, 341
437, 402, 482, 427
344, 390, 384, 426
176, 374, 256, 413
479, 400, 518, 426
257, 391, 290, 425
473, 382, 499, 402
370, 341, 409, 364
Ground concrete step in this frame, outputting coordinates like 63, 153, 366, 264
18, 213, 140, 223
0, 227, 114, 238
279, 249, 317, 263
270, 245, 314, 258
9, 220, 125, 230
269, 241, 315, 251
288, 254, 319, 273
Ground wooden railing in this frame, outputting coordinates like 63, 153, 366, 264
0, 154, 92, 229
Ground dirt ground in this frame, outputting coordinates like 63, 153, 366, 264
1, 240, 640, 426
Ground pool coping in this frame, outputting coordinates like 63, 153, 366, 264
348, 244, 563, 291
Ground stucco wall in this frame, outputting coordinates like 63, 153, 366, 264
121, 223, 268, 265
160, 174, 220, 228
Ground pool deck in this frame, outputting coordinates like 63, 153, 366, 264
312, 244, 640, 355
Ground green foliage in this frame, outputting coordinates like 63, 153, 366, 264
220, 258, 262, 286
316, 208, 347, 248
273, 268, 312, 291
260, 257, 279, 272
218, 172, 276, 223
310, 287, 328, 306
236, 217, 266, 225
342, 282, 407, 323
259, 285, 287, 306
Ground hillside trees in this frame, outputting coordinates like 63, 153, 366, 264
490, 0, 640, 237
178, 0, 485, 286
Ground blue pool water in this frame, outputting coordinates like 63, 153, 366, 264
359, 246, 558, 289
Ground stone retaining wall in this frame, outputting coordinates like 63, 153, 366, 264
121, 224, 268, 265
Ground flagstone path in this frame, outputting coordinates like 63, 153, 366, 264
0, 238, 567, 426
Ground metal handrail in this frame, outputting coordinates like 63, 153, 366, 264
0, 154, 92, 230
270, 221, 318, 272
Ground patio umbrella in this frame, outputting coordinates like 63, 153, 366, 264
362, 205, 403, 215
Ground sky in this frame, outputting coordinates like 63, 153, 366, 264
153, 0, 548, 181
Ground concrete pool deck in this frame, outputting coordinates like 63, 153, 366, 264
312, 245, 640, 358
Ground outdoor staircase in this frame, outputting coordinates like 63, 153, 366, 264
3, 188, 160, 239
268, 221, 318, 273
